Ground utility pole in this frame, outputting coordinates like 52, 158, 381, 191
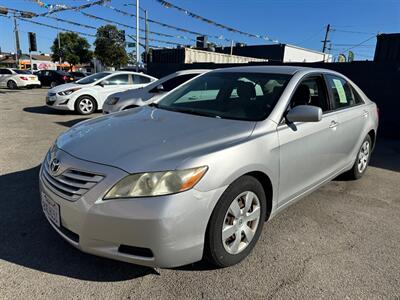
230, 40, 234, 55
57, 20, 62, 68
145, 10, 149, 64
322, 24, 331, 53
136, 0, 140, 72
13, 13, 21, 68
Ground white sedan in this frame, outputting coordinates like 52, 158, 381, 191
46, 71, 157, 114
0, 68, 41, 89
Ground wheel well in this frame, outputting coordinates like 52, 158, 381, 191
368, 129, 376, 149
245, 171, 273, 220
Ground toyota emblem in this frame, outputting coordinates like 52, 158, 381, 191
50, 158, 61, 175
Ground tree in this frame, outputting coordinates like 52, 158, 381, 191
51, 32, 92, 70
94, 25, 128, 69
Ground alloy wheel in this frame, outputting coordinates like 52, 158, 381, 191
79, 98, 94, 114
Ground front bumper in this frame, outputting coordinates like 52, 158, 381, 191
39, 149, 225, 268
102, 102, 122, 114
45, 93, 74, 111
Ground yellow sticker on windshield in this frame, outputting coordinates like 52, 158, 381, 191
333, 79, 347, 103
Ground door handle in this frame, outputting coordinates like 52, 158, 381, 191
329, 120, 339, 128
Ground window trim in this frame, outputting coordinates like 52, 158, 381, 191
279, 72, 331, 125
323, 73, 365, 113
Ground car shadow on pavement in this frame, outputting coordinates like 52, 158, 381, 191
23, 105, 70, 115
0, 166, 157, 281
55, 118, 90, 128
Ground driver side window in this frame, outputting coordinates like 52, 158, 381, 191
290, 76, 329, 112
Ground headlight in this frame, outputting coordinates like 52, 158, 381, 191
104, 166, 208, 199
58, 88, 81, 96
106, 96, 120, 105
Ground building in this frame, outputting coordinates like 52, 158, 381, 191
150, 47, 268, 64
374, 33, 400, 62
214, 44, 332, 63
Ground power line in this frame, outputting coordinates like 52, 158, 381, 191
81, 11, 196, 42
103, 4, 230, 43
333, 29, 377, 35
45, 15, 97, 30
338, 34, 377, 53
17, 17, 96, 37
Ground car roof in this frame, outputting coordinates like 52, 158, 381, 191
172, 69, 210, 76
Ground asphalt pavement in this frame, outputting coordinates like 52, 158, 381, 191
0, 88, 399, 299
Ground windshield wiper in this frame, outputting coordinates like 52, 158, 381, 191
148, 103, 159, 108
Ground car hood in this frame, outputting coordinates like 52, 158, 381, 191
49, 83, 82, 93
57, 106, 255, 173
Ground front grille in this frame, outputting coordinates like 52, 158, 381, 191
41, 154, 104, 201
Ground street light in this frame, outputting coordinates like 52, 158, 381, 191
124, 2, 149, 69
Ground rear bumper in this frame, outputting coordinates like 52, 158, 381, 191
39, 150, 225, 268
18, 80, 41, 87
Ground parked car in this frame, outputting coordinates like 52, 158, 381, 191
45, 71, 157, 114
36, 70, 74, 88
0, 68, 41, 89
103, 69, 209, 114
39, 66, 378, 268
69, 71, 88, 81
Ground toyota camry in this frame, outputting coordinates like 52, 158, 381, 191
39, 66, 378, 268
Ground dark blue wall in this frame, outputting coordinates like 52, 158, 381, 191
147, 61, 400, 138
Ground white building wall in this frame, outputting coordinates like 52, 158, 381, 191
283, 45, 332, 63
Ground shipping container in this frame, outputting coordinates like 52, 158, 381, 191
151, 47, 268, 64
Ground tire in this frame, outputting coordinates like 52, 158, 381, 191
204, 175, 267, 267
75, 96, 97, 115
344, 134, 372, 180
50, 81, 57, 88
7, 80, 17, 89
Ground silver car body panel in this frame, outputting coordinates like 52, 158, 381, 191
40, 66, 379, 267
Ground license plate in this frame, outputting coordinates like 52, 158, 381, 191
41, 193, 60, 227
29, 76, 36, 80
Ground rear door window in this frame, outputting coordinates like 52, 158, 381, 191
103, 74, 130, 85
326, 75, 359, 110
158, 74, 199, 92
133, 75, 151, 84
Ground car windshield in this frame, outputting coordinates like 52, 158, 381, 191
76, 72, 109, 84
12, 69, 30, 74
157, 72, 291, 121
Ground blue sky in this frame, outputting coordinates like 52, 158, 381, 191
0, 0, 399, 61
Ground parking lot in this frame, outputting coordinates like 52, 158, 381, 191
0, 87, 399, 299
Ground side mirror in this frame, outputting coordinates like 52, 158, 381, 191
286, 105, 322, 123
98, 81, 104, 87
156, 84, 164, 92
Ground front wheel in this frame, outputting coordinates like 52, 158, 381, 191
75, 96, 97, 115
50, 81, 57, 88
204, 176, 267, 267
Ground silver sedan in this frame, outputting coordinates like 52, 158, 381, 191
39, 66, 378, 268
102, 69, 209, 114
